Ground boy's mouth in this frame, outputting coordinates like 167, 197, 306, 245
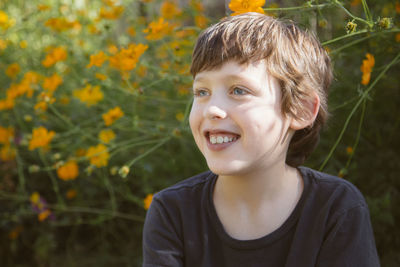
204, 130, 241, 146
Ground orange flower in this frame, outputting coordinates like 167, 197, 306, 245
99, 6, 124, 20
57, 160, 79, 181
86, 144, 110, 167
42, 47, 67, 67
0, 144, 16, 161
161, 1, 182, 19
143, 17, 173, 41
360, 53, 375, 85
66, 189, 77, 199
0, 98, 14, 110
8, 226, 23, 240
350, 0, 361, 7
144, 193, 153, 210
5, 63, 20, 79
28, 126, 56, 150
0, 126, 14, 144
229, 0, 265, 16
43, 73, 63, 92
86, 51, 108, 68
109, 43, 148, 72
346, 146, 354, 155
38, 209, 51, 221
102, 106, 124, 126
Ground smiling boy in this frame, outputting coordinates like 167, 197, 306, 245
143, 13, 380, 267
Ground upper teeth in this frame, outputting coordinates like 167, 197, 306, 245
210, 135, 237, 144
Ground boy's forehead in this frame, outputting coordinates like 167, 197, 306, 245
193, 60, 269, 82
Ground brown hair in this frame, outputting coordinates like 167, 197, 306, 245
190, 12, 333, 167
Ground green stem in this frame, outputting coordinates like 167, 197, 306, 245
15, 149, 26, 194
101, 168, 117, 212
126, 136, 171, 168
263, 3, 333, 12
48, 204, 145, 223
344, 98, 366, 170
330, 34, 373, 54
38, 150, 65, 207
361, 0, 372, 22
319, 52, 400, 171
108, 138, 165, 158
333, 0, 373, 28
322, 29, 367, 46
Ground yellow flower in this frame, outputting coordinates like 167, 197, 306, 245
0, 126, 14, 144
0, 39, 8, 50
102, 106, 124, 126
30, 192, 41, 205
118, 165, 130, 178
95, 73, 107, 81
175, 112, 185, 122
229, 0, 265, 16
37, 4, 51, 11
6, 63, 20, 79
43, 73, 63, 92
195, 15, 208, 28
66, 189, 77, 199
57, 160, 79, 181
28, 126, 56, 150
144, 193, 154, 210
0, 10, 13, 30
19, 40, 28, 49
73, 84, 104, 106
99, 129, 116, 143
86, 143, 110, 167
360, 53, 375, 85
161, 1, 182, 19
42, 47, 67, 67
86, 51, 108, 68
143, 17, 173, 41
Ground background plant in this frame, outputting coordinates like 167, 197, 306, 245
0, 0, 399, 266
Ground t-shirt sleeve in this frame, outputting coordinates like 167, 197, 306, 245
316, 204, 380, 267
142, 195, 184, 267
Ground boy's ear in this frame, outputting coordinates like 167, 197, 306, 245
289, 92, 320, 130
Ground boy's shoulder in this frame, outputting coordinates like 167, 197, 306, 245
299, 166, 369, 214
153, 170, 215, 202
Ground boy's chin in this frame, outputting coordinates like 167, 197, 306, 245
206, 161, 250, 177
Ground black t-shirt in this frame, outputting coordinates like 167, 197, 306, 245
142, 167, 380, 267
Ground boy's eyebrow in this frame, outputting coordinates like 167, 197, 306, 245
194, 74, 250, 83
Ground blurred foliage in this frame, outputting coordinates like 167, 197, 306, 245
0, 0, 399, 266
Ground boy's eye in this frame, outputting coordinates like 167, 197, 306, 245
232, 87, 247, 95
193, 89, 209, 97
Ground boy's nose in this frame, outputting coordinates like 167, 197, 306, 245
204, 105, 227, 120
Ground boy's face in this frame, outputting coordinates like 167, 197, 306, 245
189, 60, 295, 176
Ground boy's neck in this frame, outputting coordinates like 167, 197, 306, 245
214, 162, 302, 207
